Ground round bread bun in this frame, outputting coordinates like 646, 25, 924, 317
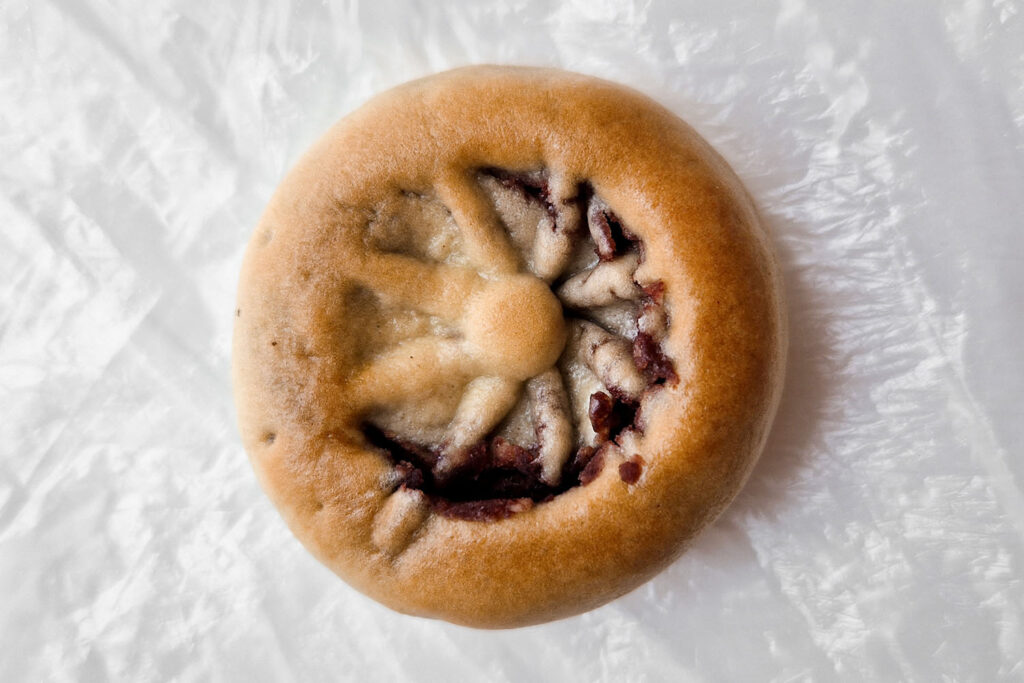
232, 65, 786, 628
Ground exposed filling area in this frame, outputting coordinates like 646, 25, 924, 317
343, 168, 677, 525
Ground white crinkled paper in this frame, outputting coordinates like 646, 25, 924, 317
2, 0, 1023, 680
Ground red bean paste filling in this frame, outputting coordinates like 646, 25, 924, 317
362, 171, 678, 521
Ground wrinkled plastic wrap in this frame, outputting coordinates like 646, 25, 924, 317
3, 0, 1024, 679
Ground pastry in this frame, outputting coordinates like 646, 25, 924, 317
232, 65, 786, 628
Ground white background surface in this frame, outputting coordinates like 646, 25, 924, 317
3, 1, 1024, 680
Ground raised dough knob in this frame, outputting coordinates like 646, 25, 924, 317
463, 274, 567, 380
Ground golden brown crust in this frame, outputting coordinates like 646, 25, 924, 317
232, 65, 786, 628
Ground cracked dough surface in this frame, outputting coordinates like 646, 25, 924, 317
232, 65, 786, 628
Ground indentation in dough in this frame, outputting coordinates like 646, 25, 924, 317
573, 320, 646, 402
371, 487, 428, 556
441, 376, 522, 473
532, 219, 577, 283
435, 169, 521, 275
478, 172, 547, 261
557, 253, 641, 308
351, 338, 470, 409
494, 392, 535, 446
526, 368, 573, 484
366, 190, 467, 266
262, 432, 276, 445
342, 285, 461, 367
578, 300, 638, 339
478, 168, 581, 282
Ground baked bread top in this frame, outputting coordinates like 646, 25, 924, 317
233, 65, 786, 628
